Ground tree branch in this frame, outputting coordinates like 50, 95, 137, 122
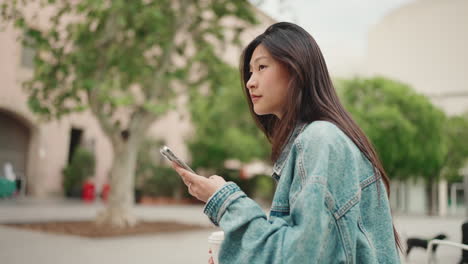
87, 88, 122, 149
145, 0, 196, 100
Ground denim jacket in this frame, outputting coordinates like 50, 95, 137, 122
203, 121, 401, 263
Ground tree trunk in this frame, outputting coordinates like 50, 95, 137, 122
96, 139, 139, 227
432, 181, 438, 216
426, 180, 439, 216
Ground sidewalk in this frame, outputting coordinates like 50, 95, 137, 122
0, 197, 212, 226
0, 198, 219, 264
0, 198, 466, 264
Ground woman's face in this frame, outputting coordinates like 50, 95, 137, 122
246, 44, 290, 119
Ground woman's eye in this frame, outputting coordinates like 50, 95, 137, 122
259, 65, 267, 71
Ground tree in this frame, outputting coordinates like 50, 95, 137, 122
442, 113, 468, 183
1, 0, 257, 226
337, 77, 448, 214
188, 63, 270, 171
441, 113, 468, 216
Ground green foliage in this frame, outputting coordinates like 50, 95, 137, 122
187, 63, 270, 170
338, 76, 448, 181
250, 174, 275, 202
62, 147, 95, 194
135, 138, 185, 197
140, 166, 183, 197
1, 0, 257, 133
443, 114, 468, 182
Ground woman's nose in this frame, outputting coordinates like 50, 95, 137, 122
246, 75, 257, 90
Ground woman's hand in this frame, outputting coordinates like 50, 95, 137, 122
171, 162, 227, 203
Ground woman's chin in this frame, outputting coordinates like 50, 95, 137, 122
253, 107, 263, 115
253, 108, 270, 116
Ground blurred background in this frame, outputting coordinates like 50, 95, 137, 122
0, 0, 467, 263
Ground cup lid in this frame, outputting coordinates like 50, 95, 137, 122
208, 231, 224, 241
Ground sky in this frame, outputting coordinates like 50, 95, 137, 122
252, 0, 415, 76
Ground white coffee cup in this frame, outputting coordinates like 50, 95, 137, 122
208, 231, 225, 264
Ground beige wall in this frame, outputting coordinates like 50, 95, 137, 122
0, 6, 275, 197
365, 0, 468, 116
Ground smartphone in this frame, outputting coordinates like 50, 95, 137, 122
160, 145, 195, 173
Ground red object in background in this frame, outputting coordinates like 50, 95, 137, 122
81, 181, 95, 202
101, 183, 110, 202
239, 168, 248, 180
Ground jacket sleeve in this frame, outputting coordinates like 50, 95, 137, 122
203, 132, 345, 263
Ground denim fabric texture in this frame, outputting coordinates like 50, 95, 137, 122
203, 121, 401, 263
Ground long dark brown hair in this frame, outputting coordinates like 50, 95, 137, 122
240, 22, 402, 252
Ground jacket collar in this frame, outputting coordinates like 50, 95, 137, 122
272, 121, 308, 178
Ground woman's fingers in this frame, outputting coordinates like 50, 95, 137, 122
171, 164, 204, 198
171, 162, 188, 182
171, 162, 204, 187
171, 162, 227, 202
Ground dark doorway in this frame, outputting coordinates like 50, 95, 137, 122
0, 110, 31, 195
68, 128, 83, 164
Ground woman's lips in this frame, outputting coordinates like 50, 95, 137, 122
251, 95, 262, 103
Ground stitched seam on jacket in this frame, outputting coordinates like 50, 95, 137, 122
216, 191, 246, 224
358, 217, 377, 253
271, 204, 289, 209
335, 217, 352, 263
295, 133, 365, 220
289, 176, 329, 207
360, 171, 381, 190
296, 139, 307, 185
333, 191, 361, 220
203, 183, 238, 214
273, 123, 308, 176
289, 135, 335, 209
203, 182, 242, 226
270, 206, 290, 212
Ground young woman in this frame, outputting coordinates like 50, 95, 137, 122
173, 22, 402, 263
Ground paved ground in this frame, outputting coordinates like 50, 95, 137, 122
0, 197, 466, 264
394, 214, 465, 264
0, 198, 219, 264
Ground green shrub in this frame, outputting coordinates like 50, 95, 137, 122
135, 138, 186, 197
140, 165, 183, 197
62, 147, 95, 196
250, 174, 276, 202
